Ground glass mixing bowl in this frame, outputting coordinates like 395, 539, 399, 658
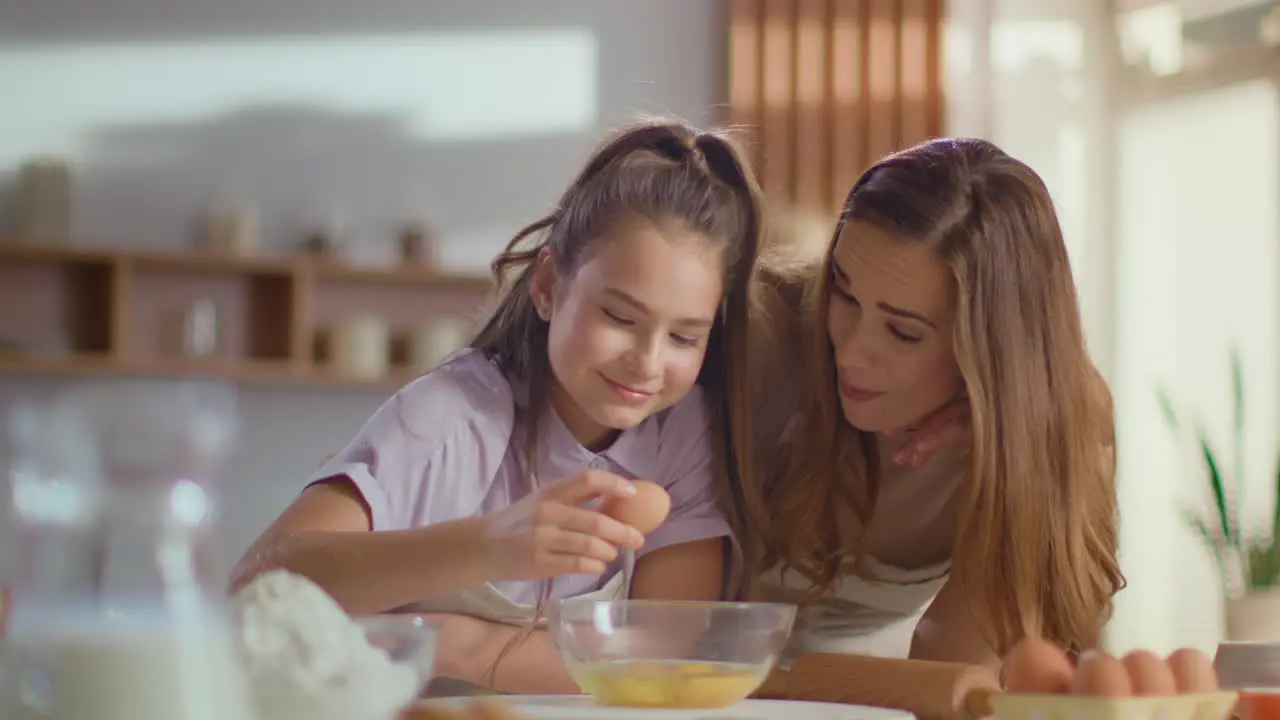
249, 614, 438, 720
552, 599, 797, 709
353, 614, 438, 685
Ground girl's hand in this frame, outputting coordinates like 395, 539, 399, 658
885, 398, 971, 467
480, 469, 645, 581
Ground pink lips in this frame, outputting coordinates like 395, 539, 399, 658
603, 376, 655, 406
838, 378, 885, 403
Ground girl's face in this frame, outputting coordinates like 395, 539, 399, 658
532, 216, 725, 450
826, 220, 964, 433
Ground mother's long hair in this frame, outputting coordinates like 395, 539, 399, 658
742, 138, 1124, 654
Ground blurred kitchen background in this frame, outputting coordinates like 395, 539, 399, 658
1, 0, 1277, 657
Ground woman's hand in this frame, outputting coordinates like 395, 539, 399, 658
885, 398, 972, 467
480, 469, 645, 581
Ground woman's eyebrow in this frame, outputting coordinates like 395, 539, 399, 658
832, 259, 937, 329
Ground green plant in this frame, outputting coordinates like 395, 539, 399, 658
1157, 345, 1280, 594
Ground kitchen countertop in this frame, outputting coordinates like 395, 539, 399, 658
412, 695, 914, 720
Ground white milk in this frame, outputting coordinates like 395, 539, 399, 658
40, 622, 256, 720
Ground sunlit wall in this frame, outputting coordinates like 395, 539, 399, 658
0, 0, 724, 271
1, 30, 596, 268
948, 0, 1280, 654
1113, 75, 1280, 654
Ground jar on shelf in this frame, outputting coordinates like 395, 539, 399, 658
398, 222, 438, 266
328, 314, 392, 380
407, 316, 471, 372
160, 298, 220, 359
199, 200, 259, 257
10, 158, 73, 245
296, 206, 344, 259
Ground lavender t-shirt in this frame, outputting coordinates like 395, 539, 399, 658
309, 349, 735, 606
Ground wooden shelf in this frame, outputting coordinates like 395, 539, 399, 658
0, 244, 495, 388
310, 258, 492, 291
0, 354, 420, 389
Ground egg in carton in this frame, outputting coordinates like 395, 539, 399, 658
1234, 689, 1280, 720
993, 637, 1237, 720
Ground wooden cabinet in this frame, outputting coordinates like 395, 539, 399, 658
0, 246, 494, 388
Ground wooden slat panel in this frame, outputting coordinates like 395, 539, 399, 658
792, 0, 831, 212
900, 0, 932, 145
725, 0, 946, 217
923, 0, 945, 138
829, 0, 867, 211
866, 0, 900, 162
760, 0, 797, 202
728, 0, 765, 172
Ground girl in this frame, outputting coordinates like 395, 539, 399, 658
739, 137, 1124, 670
230, 118, 764, 692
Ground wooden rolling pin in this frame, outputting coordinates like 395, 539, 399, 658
754, 653, 1002, 720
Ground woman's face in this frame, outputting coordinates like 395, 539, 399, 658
826, 220, 963, 433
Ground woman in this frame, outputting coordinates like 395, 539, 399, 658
738, 137, 1124, 669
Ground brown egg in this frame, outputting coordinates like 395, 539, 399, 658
1166, 648, 1219, 693
1123, 650, 1177, 696
600, 480, 671, 535
1072, 651, 1133, 697
1002, 636, 1075, 694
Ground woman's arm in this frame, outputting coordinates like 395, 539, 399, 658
438, 537, 728, 694
909, 575, 1000, 670
229, 480, 494, 614
630, 536, 726, 600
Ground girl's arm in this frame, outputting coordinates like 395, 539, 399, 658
232, 470, 642, 615
437, 537, 727, 694
909, 574, 1001, 671
229, 479, 494, 614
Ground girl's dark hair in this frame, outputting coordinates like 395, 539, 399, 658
471, 117, 766, 687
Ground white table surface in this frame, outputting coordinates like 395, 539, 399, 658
421, 695, 914, 720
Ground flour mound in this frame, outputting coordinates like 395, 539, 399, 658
233, 570, 420, 719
